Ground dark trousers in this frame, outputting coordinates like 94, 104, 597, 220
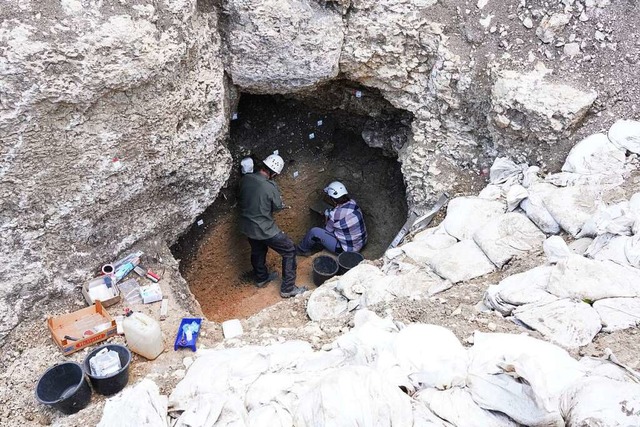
248, 232, 297, 292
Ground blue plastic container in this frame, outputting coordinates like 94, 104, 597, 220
174, 318, 202, 352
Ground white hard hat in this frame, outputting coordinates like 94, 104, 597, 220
263, 154, 284, 175
324, 181, 348, 199
240, 157, 254, 174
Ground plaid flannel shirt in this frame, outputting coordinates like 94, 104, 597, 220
325, 199, 367, 252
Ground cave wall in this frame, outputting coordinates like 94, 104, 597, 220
2, 0, 638, 342
0, 0, 231, 342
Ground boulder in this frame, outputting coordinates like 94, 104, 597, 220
221, 0, 343, 93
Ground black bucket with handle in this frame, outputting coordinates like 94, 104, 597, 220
35, 362, 92, 415
338, 251, 364, 275
312, 255, 339, 286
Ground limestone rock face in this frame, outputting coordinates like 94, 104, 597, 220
221, 0, 344, 93
488, 69, 597, 161
0, 1, 231, 342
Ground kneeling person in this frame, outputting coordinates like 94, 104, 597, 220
297, 181, 367, 255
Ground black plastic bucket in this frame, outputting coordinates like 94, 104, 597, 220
35, 362, 91, 415
338, 252, 364, 275
83, 344, 131, 396
312, 255, 339, 286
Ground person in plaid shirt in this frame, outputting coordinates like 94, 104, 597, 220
297, 181, 367, 255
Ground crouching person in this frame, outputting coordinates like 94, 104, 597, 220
297, 181, 367, 255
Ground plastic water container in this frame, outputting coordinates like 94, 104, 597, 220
123, 312, 164, 360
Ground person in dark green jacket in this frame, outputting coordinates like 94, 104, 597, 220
238, 154, 308, 298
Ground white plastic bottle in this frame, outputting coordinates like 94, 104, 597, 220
123, 312, 164, 360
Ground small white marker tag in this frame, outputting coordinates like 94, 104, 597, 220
309, 133, 315, 139
355, 90, 362, 98
293, 171, 299, 178
273, 150, 279, 155
231, 112, 238, 120
197, 219, 204, 226
317, 120, 323, 126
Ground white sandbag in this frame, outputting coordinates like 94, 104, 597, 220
513, 299, 602, 348
473, 212, 546, 268
293, 366, 413, 427
520, 194, 561, 234
506, 184, 528, 211
522, 165, 542, 188
489, 157, 527, 185
415, 387, 518, 427
442, 197, 506, 240
334, 263, 385, 301
382, 269, 450, 301
593, 297, 640, 332
561, 133, 626, 175
411, 401, 456, 427
483, 266, 555, 315
307, 281, 349, 321
534, 183, 602, 237
248, 404, 293, 427
547, 254, 640, 301
428, 240, 496, 283
586, 234, 632, 266
630, 192, 640, 234
478, 184, 503, 200
625, 234, 640, 268
577, 201, 634, 237
560, 377, 640, 426
466, 373, 560, 426
608, 118, 640, 154
568, 237, 593, 255
392, 324, 468, 390
401, 233, 457, 266
174, 393, 226, 427
98, 379, 168, 427
467, 332, 585, 424
169, 342, 312, 411
543, 236, 571, 264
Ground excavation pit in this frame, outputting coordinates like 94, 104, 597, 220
172, 91, 410, 322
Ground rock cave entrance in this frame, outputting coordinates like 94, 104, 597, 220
172, 87, 410, 322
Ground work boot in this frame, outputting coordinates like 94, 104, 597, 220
280, 285, 309, 298
256, 272, 278, 288
295, 245, 313, 257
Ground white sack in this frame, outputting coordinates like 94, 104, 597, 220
174, 394, 242, 427
630, 192, 640, 234
522, 165, 542, 188
546, 254, 640, 301
543, 236, 571, 264
483, 266, 556, 315
334, 263, 385, 301
534, 183, 601, 237
608, 118, 640, 154
489, 157, 527, 185
392, 324, 468, 390
513, 298, 602, 348
307, 281, 349, 321
520, 193, 561, 234
382, 269, 450, 301
560, 377, 640, 426
429, 240, 496, 283
561, 133, 626, 175
473, 212, 546, 268
98, 379, 168, 427
577, 201, 634, 237
585, 234, 632, 266
401, 233, 457, 266
411, 401, 455, 427
593, 297, 640, 332
625, 234, 640, 268
248, 404, 293, 427
478, 184, 503, 200
467, 332, 585, 425
415, 387, 518, 427
568, 237, 593, 255
442, 197, 506, 240
293, 366, 413, 427
506, 184, 528, 211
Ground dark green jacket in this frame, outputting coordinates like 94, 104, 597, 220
238, 172, 284, 240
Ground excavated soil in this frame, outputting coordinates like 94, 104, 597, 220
172, 95, 409, 322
